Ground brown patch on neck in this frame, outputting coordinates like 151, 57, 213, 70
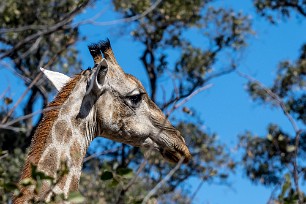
15, 74, 82, 202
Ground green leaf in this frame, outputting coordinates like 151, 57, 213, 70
117, 168, 133, 179
3, 182, 18, 191
101, 171, 113, 181
20, 178, 34, 186
68, 192, 85, 203
109, 178, 119, 187
280, 173, 291, 199
31, 164, 53, 181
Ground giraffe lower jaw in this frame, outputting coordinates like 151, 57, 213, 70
142, 137, 191, 164
159, 146, 191, 164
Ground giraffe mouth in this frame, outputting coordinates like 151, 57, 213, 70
142, 137, 191, 164
159, 144, 191, 164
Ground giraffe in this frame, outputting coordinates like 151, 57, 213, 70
14, 39, 191, 203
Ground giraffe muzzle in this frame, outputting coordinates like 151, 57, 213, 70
159, 143, 191, 164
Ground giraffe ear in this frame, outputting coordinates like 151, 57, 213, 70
40, 68, 71, 91
86, 58, 109, 95
95, 58, 108, 87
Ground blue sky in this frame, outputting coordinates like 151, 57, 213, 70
0, 0, 305, 203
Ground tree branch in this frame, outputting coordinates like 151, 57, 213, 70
141, 157, 184, 204
0, 0, 90, 60
237, 70, 303, 203
141, 42, 157, 101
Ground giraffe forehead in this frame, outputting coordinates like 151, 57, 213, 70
108, 72, 144, 95
125, 74, 145, 90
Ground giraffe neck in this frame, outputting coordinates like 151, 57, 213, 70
15, 74, 97, 203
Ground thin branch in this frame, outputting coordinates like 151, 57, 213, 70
124, 159, 148, 191
0, 0, 90, 60
83, 147, 123, 163
271, 2, 306, 17
0, 125, 26, 132
75, 0, 162, 26
161, 67, 235, 110
237, 70, 303, 203
115, 146, 157, 204
166, 84, 213, 117
237, 71, 300, 134
21, 36, 42, 58
0, 25, 51, 34
190, 179, 205, 202
141, 156, 184, 204
0, 86, 10, 100
1, 36, 76, 124
2, 106, 60, 127
0, 61, 31, 82
1, 72, 43, 124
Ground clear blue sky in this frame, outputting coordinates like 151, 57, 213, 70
0, 0, 305, 203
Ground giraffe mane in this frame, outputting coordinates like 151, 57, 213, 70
20, 74, 82, 181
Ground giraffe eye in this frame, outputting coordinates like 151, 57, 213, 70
126, 94, 143, 108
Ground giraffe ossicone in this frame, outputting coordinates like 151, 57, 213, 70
14, 39, 191, 203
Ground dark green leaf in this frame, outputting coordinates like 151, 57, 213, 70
101, 171, 113, 181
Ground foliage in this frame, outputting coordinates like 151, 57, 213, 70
253, 0, 306, 23
240, 30, 306, 204
238, 2, 306, 202
113, 0, 253, 102
0, 148, 25, 203
0, 0, 85, 138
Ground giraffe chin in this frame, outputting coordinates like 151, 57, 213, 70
159, 146, 191, 164
141, 137, 191, 164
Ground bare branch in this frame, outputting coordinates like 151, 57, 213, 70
0, 0, 90, 60
83, 147, 123, 163
0, 86, 10, 100
142, 156, 184, 204
0, 125, 26, 132
1, 72, 43, 124
0, 25, 51, 34
237, 71, 300, 134
237, 70, 303, 203
1, 36, 76, 125
75, 0, 163, 26
161, 67, 235, 110
3, 106, 60, 127
190, 179, 205, 202
166, 84, 213, 117
21, 37, 43, 58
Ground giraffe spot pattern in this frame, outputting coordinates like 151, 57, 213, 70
57, 173, 68, 190
69, 175, 79, 192
54, 120, 71, 143
64, 128, 73, 144
39, 147, 58, 177
54, 120, 67, 141
70, 140, 82, 167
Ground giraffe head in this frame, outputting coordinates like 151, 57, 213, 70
41, 39, 191, 163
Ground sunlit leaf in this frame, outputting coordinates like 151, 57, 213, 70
68, 191, 85, 203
